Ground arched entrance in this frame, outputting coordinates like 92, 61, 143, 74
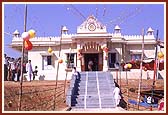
84, 53, 98, 71
80, 42, 103, 71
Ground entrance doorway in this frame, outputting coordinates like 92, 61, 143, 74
84, 53, 99, 71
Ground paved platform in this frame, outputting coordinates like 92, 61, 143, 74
70, 107, 126, 112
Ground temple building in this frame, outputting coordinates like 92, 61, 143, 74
11, 15, 164, 80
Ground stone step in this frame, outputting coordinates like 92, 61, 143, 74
99, 92, 113, 95
66, 71, 116, 109
87, 83, 97, 86
86, 104, 100, 108
101, 105, 116, 108
75, 105, 85, 108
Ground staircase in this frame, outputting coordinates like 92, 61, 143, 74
66, 71, 116, 110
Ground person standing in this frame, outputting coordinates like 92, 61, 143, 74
88, 59, 93, 71
72, 67, 77, 76
26, 60, 33, 81
72, 67, 79, 80
113, 86, 121, 107
33, 66, 38, 80
4, 54, 9, 81
16, 59, 21, 81
7, 58, 12, 81
10, 59, 16, 81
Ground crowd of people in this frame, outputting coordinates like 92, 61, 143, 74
4, 54, 24, 81
4, 54, 38, 82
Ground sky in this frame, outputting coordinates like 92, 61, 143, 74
3, 2, 165, 58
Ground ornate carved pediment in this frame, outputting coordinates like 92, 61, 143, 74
81, 42, 102, 53
77, 15, 107, 34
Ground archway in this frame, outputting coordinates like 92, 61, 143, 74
80, 42, 103, 71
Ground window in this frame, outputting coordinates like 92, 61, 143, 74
108, 53, 116, 68
47, 56, 51, 65
131, 54, 141, 60
66, 53, 75, 68
42, 55, 53, 70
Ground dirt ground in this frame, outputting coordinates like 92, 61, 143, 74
118, 79, 164, 111
3, 80, 70, 111
3, 79, 164, 112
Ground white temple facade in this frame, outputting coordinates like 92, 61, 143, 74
11, 15, 164, 80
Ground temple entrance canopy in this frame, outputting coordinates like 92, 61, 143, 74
80, 42, 103, 71
73, 15, 110, 71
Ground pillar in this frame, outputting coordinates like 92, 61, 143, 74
103, 43, 108, 71
74, 53, 77, 67
76, 44, 81, 71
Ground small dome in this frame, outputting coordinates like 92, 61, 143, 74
114, 25, 121, 30
13, 30, 20, 35
62, 26, 68, 32
147, 27, 154, 32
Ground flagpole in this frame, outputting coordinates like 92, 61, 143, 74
53, 25, 63, 110
18, 4, 27, 111
137, 28, 144, 110
150, 30, 159, 111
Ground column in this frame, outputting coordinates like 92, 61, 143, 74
76, 44, 81, 71
103, 43, 108, 71
74, 53, 77, 67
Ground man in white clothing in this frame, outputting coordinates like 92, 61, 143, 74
113, 86, 121, 107
26, 60, 33, 81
